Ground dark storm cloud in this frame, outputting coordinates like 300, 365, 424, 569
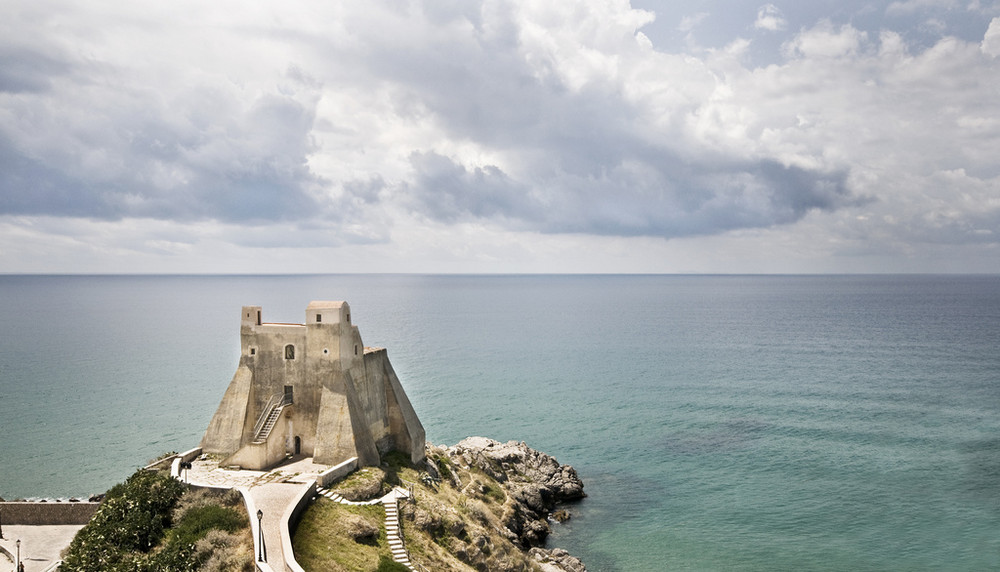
407, 150, 855, 238
0, 45, 70, 94
376, 12, 857, 240
0, 133, 105, 216
0, 69, 329, 225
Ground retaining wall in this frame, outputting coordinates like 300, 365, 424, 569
0, 501, 99, 525
318, 457, 358, 488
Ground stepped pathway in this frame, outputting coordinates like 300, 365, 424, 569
316, 485, 414, 570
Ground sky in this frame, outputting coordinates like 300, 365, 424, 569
2, 0, 999, 274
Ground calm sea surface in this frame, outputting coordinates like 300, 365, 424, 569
1, 274, 998, 570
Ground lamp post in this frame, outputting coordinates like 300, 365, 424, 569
16, 539, 20, 571
256, 509, 266, 562
0, 505, 4, 539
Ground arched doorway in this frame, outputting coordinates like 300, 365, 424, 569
294, 436, 301, 455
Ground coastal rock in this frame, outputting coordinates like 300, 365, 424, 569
449, 437, 586, 503
446, 437, 585, 549
529, 548, 588, 572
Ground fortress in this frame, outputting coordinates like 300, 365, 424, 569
200, 301, 425, 471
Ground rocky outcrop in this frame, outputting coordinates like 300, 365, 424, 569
529, 548, 588, 572
441, 437, 586, 549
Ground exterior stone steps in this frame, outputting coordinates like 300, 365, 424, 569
315, 485, 415, 571
252, 405, 285, 444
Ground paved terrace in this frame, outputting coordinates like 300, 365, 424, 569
184, 454, 333, 572
0, 525, 83, 572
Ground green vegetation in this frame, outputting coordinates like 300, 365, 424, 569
377, 555, 411, 571
293, 448, 548, 571
62, 469, 253, 572
292, 501, 391, 571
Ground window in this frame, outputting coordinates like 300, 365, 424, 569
347, 313, 350, 323
257, 311, 261, 325
354, 345, 358, 355
285, 344, 295, 359
250, 347, 256, 356
316, 314, 322, 323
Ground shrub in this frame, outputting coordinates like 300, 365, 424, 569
170, 504, 246, 547
63, 470, 187, 570
62, 468, 250, 572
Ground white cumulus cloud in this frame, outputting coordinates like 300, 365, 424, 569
755, 4, 788, 31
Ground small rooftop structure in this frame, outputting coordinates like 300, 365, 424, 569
201, 301, 425, 471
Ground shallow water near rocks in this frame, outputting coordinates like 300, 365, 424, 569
1, 274, 998, 570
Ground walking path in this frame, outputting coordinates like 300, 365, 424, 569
245, 483, 303, 569
184, 454, 332, 571
316, 485, 415, 571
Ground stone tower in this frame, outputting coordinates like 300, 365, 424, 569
201, 301, 425, 470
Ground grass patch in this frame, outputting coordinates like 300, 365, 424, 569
332, 467, 388, 501
377, 555, 411, 571
292, 500, 392, 571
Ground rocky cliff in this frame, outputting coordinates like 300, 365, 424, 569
439, 437, 586, 547
298, 437, 589, 571
410, 437, 587, 571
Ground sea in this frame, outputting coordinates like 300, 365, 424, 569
0, 274, 998, 571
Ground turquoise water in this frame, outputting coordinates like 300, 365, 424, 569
1, 275, 998, 570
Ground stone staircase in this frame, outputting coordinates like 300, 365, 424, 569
252, 401, 287, 444
316, 485, 414, 570
383, 493, 411, 569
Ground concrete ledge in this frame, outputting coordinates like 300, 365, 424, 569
318, 457, 358, 488
0, 501, 99, 525
238, 487, 278, 572
281, 482, 316, 572
142, 453, 178, 472
170, 447, 203, 481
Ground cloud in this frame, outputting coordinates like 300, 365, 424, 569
405, 150, 854, 239
982, 17, 1000, 55
886, 0, 960, 17
1, 0, 999, 272
782, 20, 866, 58
755, 4, 788, 31
678, 12, 710, 33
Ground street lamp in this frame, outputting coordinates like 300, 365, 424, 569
0, 505, 4, 539
16, 539, 20, 571
256, 509, 267, 562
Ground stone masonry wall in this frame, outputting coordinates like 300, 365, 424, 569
1, 501, 99, 525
